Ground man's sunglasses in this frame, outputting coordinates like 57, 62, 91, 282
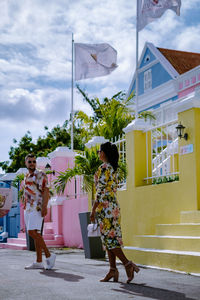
28, 160, 36, 164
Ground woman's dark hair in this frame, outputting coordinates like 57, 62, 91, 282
100, 142, 119, 171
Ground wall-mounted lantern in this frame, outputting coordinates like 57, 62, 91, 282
176, 123, 188, 140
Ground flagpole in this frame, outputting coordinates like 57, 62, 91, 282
135, 0, 139, 120
71, 33, 74, 151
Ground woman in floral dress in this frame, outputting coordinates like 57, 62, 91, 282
90, 142, 139, 283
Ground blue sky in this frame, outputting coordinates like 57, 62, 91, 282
0, 0, 200, 171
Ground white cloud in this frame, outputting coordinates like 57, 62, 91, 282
0, 0, 200, 166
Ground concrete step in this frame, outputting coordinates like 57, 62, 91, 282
44, 222, 53, 229
133, 235, 200, 252
45, 236, 64, 246
156, 223, 200, 236
18, 233, 26, 239
7, 238, 26, 245
180, 211, 200, 223
43, 234, 55, 240
43, 228, 54, 234
124, 246, 200, 274
1, 220, 64, 250
43, 222, 54, 234
0, 243, 27, 250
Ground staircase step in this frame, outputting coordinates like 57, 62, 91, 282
43, 228, 54, 234
43, 234, 55, 240
0, 243, 27, 250
134, 235, 200, 252
156, 223, 200, 236
44, 222, 53, 229
7, 238, 26, 245
124, 246, 200, 274
180, 211, 200, 223
18, 233, 26, 239
45, 238, 64, 246
1, 221, 64, 250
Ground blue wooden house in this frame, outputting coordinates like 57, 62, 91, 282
127, 42, 200, 112
0, 173, 20, 242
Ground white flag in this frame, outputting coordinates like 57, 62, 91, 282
74, 43, 118, 81
138, 0, 181, 31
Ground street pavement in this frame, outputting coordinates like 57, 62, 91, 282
0, 248, 199, 300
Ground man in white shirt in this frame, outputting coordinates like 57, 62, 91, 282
23, 154, 56, 270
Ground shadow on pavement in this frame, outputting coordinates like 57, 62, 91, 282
40, 269, 85, 282
112, 282, 195, 300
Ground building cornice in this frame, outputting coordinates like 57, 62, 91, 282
174, 87, 200, 113
85, 136, 109, 148
123, 118, 149, 133
48, 147, 75, 159
177, 65, 200, 92
129, 80, 177, 112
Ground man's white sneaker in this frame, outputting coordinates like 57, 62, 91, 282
46, 253, 56, 270
25, 262, 44, 270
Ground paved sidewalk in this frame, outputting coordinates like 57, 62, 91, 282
0, 248, 199, 300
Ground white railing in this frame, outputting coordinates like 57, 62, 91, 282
112, 134, 126, 163
144, 119, 179, 184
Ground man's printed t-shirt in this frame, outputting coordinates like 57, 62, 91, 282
23, 169, 48, 212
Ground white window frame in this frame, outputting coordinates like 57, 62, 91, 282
144, 69, 152, 92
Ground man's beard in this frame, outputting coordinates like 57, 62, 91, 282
28, 166, 36, 172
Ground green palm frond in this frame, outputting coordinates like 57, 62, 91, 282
139, 111, 155, 121
54, 148, 101, 196
118, 160, 128, 182
12, 173, 25, 188
82, 175, 94, 193
54, 166, 81, 194
54, 146, 128, 201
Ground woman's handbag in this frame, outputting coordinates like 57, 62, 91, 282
87, 223, 101, 237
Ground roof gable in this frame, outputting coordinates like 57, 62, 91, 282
126, 42, 200, 112
140, 47, 156, 69
127, 42, 179, 98
157, 48, 200, 75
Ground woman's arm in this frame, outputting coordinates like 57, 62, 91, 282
90, 201, 98, 223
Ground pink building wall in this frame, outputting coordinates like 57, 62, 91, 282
47, 147, 88, 248
62, 196, 88, 248
178, 83, 200, 98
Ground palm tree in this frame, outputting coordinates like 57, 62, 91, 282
75, 86, 155, 141
54, 147, 127, 204
54, 148, 101, 203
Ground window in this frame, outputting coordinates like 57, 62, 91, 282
144, 55, 150, 63
144, 69, 152, 92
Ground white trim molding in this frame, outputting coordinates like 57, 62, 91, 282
48, 147, 75, 159
177, 65, 200, 92
123, 118, 150, 133
174, 88, 200, 114
85, 136, 109, 148
130, 80, 177, 113
36, 157, 51, 167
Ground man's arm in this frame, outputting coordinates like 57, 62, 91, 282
41, 186, 50, 217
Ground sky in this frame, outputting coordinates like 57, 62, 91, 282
0, 0, 200, 172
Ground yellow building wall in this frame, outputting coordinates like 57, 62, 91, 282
118, 107, 200, 247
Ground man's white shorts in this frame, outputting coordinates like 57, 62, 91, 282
24, 210, 43, 231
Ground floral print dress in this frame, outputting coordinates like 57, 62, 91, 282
95, 163, 123, 250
